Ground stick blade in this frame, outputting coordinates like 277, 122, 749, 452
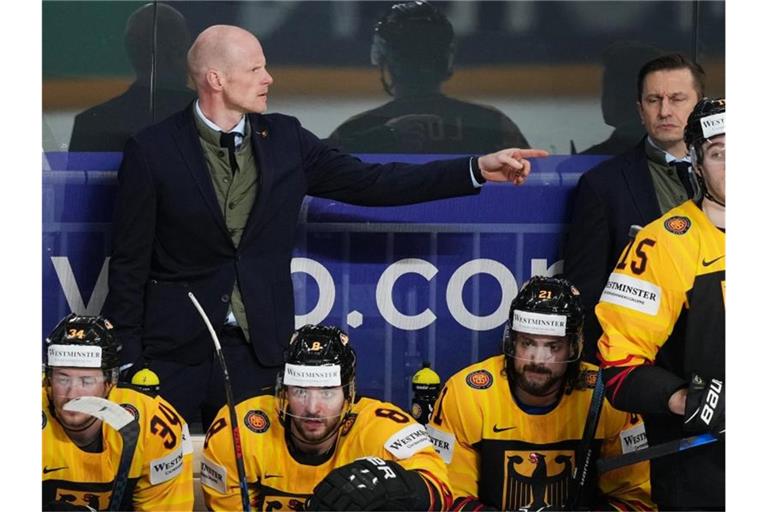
63, 396, 135, 430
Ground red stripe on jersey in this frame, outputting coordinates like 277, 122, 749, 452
600, 352, 638, 367
608, 497, 632, 511
605, 366, 636, 402
417, 469, 450, 510
626, 498, 652, 511
451, 496, 475, 511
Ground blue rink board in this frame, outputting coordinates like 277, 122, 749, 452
42, 152, 607, 410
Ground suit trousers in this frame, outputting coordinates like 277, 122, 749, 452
145, 327, 280, 432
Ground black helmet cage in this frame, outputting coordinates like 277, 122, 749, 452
276, 324, 357, 422
44, 313, 121, 386
370, 1, 455, 86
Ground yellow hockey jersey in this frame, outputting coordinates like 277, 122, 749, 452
595, 200, 725, 508
597, 199, 725, 375
202, 395, 451, 511
427, 356, 653, 511
42, 386, 194, 511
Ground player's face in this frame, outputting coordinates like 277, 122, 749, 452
511, 333, 574, 397
221, 35, 273, 114
638, 68, 699, 153
49, 367, 109, 430
287, 386, 346, 442
698, 134, 725, 204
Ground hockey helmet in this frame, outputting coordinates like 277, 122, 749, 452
684, 97, 725, 203
277, 324, 357, 428
503, 276, 584, 361
685, 97, 726, 151
45, 314, 121, 371
370, 1, 454, 83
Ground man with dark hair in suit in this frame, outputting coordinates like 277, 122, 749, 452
563, 53, 704, 363
102, 24, 548, 430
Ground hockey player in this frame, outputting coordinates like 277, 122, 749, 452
427, 276, 653, 511
42, 314, 194, 510
596, 98, 725, 510
327, 1, 529, 154
202, 324, 452, 510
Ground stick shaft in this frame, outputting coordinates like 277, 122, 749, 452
188, 292, 251, 512
597, 433, 718, 473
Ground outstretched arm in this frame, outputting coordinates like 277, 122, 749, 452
477, 148, 550, 185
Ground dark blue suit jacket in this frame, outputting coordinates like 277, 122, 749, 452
103, 104, 479, 367
563, 140, 661, 361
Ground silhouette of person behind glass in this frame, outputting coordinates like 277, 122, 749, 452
69, 2, 195, 152
577, 41, 664, 155
328, 1, 529, 154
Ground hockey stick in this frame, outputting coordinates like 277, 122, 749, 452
567, 368, 606, 510
64, 396, 139, 510
188, 292, 251, 512
596, 432, 719, 473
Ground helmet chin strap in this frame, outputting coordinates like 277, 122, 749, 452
704, 190, 725, 208
691, 142, 725, 208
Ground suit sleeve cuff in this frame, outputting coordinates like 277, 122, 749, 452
469, 156, 485, 188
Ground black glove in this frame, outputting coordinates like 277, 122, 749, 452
683, 374, 725, 435
305, 457, 428, 511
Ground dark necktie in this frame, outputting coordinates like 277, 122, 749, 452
219, 131, 239, 173
672, 160, 694, 199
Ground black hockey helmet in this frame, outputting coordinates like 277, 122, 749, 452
684, 97, 725, 203
284, 324, 356, 385
685, 97, 726, 151
370, 1, 455, 87
45, 314, 121, 371
503, 276, 584, 360
44, 314, 122, 392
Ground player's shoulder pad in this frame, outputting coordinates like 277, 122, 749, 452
355, 398, 433, 460
233, 394, 278, 436
116, 381, 157, 398
644, 200, 703, 240
108, 385, 158, 424
454, 355, 503, 391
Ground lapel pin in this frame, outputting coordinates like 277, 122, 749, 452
259, 129, 268, 138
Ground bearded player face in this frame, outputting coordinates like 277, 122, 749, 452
511, 333, 574, 397
286, 386, 346, 443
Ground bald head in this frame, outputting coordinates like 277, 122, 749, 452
187, 24, 273, 124
187, 25, 262, 89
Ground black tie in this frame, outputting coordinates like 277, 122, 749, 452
219, 132, 239, 173
672, 161, 694, 199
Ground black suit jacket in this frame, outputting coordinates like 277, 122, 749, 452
103, 104, 479, 367
563, 140, 661, 362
